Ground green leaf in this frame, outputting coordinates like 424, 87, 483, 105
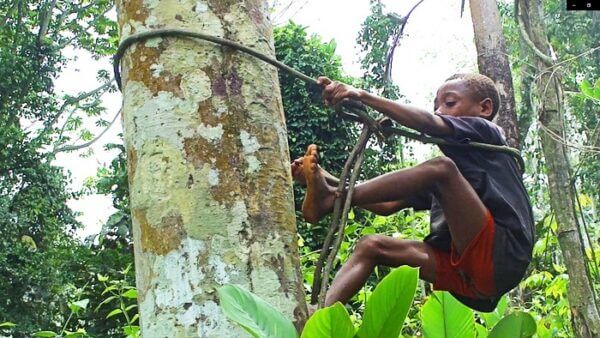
357, 266, 418, 338
122, 289, 138, 299
123, 325, 140, 337
580, 80, 600, 99
301, 302, 354, 338
344, 223, 358, 235
97, 273, 109, 282
580, 80, 593, 95
107, 308, 123, 319
33, 331, 58, 337
535, 317, 553, 338
488, 311, 536, 338
475, 323, 488, 338
95, 295, 117, 311
217, 284, 298, 338
69, 298, 90, 313
421, 291, 475, 338
0, 322, 16, 328
479, 296, 507, 329
102, 285, 119, 295
64, 330, 86, 338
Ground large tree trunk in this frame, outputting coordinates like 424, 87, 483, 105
469, 0, 520, 149
116, 0, 307, 335
518, 1, 600, 336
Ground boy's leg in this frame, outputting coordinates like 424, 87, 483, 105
292, 150, 407, 216
303, 151, 487, 254
324, 235, 437, 306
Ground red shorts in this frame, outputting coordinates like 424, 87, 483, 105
431, 210, 496, 298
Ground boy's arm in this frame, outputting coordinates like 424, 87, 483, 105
317, 77, 452, 137
359, 92, 452, 137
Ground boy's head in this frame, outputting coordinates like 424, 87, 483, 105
434, 73, 500, 121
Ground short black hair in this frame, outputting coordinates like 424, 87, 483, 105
445, 73, 501, 120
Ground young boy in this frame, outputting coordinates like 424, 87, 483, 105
292, 73, 534, 311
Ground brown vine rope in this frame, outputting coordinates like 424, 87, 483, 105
113, 28, 526, 307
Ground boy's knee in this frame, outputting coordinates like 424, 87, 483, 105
355, 235, 387, 259
426, 156, 459, 181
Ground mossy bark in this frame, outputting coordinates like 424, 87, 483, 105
115, 0, 307, 336
518, 1, 600, 336
469, 0, 520, 149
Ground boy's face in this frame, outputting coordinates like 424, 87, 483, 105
433, 79, 492, 119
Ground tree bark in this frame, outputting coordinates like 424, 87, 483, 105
469, 0, 520, 149
116, 0, 307, 336
518, 1, 600, 336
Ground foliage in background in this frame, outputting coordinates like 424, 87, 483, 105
355, 0, 403, 175
357, 0, 402, 100
0, 0, 118, 335
273, 21, 360, 249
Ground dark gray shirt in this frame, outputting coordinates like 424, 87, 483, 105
413, 115, 535, 281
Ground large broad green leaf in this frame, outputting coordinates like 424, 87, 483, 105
421, 291, 475, 338
356, 266, 419, 338
301, 302, 354, 338
217, 284, 298, 338
475, 323, 488, 338
479, 296, 507, 329
488, 311, 536, 338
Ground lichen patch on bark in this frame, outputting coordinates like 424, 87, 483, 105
122, 82, 198, 150
181, 69, 213, 102
117, 0, 150, 32
134, 208, 186, 255
126, 42, 183, 97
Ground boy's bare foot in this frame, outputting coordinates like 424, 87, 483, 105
291, 156, 339, 187
291, 158, 307, 187
302, 145, 335, 223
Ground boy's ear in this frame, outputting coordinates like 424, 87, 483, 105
479, 98, 493, 119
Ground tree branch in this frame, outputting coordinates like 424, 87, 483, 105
33, 79, 114, 143
515, 0, 554, 66
58, 7, 112, 49
37, 0, 57, 46
384, 0, 425, 83
52, 108, 121, 154
383, 0, 425, 84
318, 126, 371, 307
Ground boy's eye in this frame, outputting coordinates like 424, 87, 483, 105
445, 101, 456, 107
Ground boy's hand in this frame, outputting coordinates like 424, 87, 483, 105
317, 76, 362, 106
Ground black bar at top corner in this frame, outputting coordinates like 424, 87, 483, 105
567, 0, 600, 10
